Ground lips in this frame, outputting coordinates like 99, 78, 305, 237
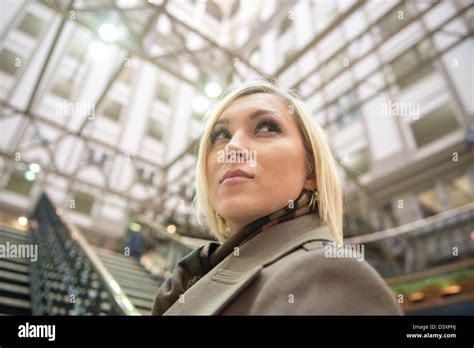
219, 168, 255, 184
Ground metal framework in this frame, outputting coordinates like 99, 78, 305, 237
0, 0, 472, 241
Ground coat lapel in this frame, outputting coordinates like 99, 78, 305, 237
164, 214, 334, 315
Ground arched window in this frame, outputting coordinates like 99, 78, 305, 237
229, 0, 240, 18
278, 16, 292, 36
206, 1, 223, 22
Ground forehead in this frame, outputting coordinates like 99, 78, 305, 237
219, 92, 289, 120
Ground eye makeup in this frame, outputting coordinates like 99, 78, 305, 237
209, 114, 283, 145
254, 117, 282, 134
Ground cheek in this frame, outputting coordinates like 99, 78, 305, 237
258, 141, 306, 187
206, 153, 217, 184
206, 154, 213, 178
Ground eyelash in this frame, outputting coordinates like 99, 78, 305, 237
210, 118, 282, 144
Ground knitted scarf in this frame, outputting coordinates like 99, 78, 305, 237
151, 189, 318, 315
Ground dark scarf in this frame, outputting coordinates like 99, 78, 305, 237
151, 189, 318, 315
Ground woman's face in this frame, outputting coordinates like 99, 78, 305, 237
206, 92, 315, 235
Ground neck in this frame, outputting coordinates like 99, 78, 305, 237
210, 189, 317, 267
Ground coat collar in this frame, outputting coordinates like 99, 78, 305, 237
164, 213, 335, 315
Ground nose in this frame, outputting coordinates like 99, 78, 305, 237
224, 131, 248, 160
225, 131, 247, 150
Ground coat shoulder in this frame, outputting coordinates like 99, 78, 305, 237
235, 243, 404, 315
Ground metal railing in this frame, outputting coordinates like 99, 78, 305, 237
345, 203, 474, 277
29, 193, 140, 315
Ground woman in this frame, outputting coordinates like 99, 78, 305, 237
152, 78, 402, 315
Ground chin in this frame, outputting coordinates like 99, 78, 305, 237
216, 194, 261, 220
217, 186, 256, 200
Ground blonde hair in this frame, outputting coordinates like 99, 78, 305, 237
194, 78, 343, 244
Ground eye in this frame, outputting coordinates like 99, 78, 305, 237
210, 128, 231, 144
255, 118, 282, 134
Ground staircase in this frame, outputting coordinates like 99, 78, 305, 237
96, 249, 163, 315
0, 226, 32, 315
0, 193, 164, 316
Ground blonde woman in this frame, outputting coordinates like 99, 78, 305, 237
152, 78, 402, 315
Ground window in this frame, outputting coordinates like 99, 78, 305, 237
51, 76, 73, 99
345, 148, 370, 175
72, 191, 94, 215
148, 118, 163, 141
17, 12, 45, 38
313, 1, 338, 32
206, 1, 223, 22
375, 2, 416, 40
417, 187, 443, 218
118, 66, 134, 85
390, 40, 434, 89
85, 149, 108, 168
0, 48, 20, 76
162, 56, 180, 71
5, 170, 34, 196
283, 49, 296, 64
446, 174, 473, 209
229, 0, 240, 18
102, 99, 123, 121
323, 49, 347, 82
333, 89, 362, 129
278, 16, 292, 37
67, 37, 89, 60
410, 104, 460, 148
155, 84, 171, 104
137, 167, 155, 184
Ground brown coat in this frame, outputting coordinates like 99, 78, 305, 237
163, 214, 403, 315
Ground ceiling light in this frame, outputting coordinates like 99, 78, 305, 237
24, 171, 36, 181
18, 216, 28, 226
28, 163, 41, 174
99, 23, 120, 42
205, 82, 222, 98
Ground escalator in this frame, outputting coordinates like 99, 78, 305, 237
0, 194, 165, 316
0, 226, 31, 315
95, 248, 162, 315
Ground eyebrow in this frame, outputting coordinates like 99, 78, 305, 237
213, 109, 282, 128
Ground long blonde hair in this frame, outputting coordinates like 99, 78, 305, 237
194, 78, 343, 244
